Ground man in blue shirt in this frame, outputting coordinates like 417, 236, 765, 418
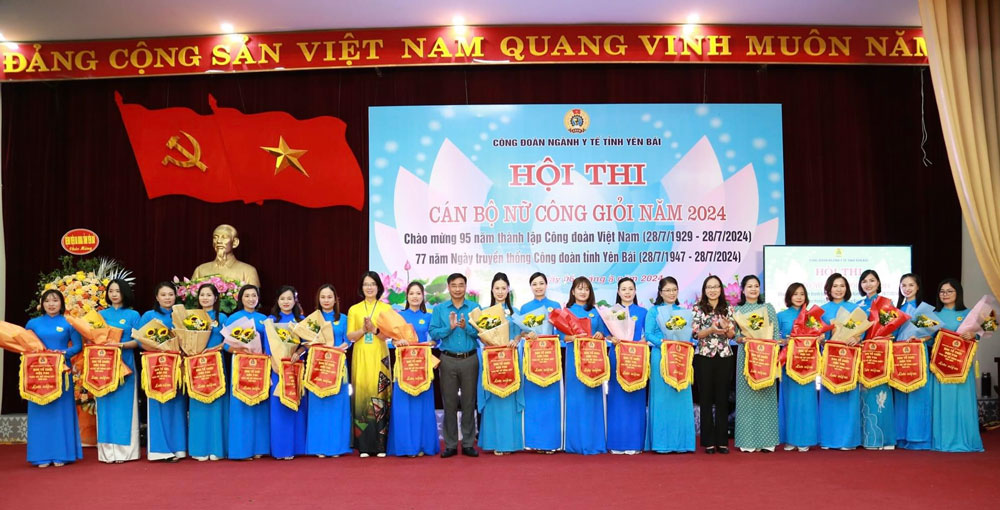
429, 273, 481, 457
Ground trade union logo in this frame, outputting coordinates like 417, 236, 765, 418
564, 108, 590, 134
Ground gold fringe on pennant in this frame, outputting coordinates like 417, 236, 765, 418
183, 351, 226, 404
784, 337, 820, 385
393, 345, 434, 397
888, 342, 928, 393
819, 345, 861, 394
482, 347, 521, 398
614, 341, 650, 392
19, 352, 65, 405
232, 353, 271, 406
930, 332, 978, 384
80, 345, 122, 397
573, 338, 610, 388
303, 346, 346, 397
859, 339, 893, 389
523, 337, 562, 387
140, 352, 182, 403
742, 339, 780, 391
660, 341, 694, 391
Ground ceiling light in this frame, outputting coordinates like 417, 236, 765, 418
220, 22, 234, 33
686, 13, 700, 24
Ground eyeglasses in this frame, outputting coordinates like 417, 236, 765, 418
705, 285, 721, 290
939, 289, 956, 294
362, 283, 378, 288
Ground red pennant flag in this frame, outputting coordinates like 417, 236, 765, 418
115, 92, 239, 203
208, 95, 365, 210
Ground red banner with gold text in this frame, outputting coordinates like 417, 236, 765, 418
81, 345, 122, 397
232, 353, 270, 406
820, 343, 861, 394
0, 25, 926, 81
574, 338, 610, 388
523, 336, 562, 387
785, 337, 820, 385
184, 350, 225, 404
929, 330, 978, 384
482, 346, 521, 398
303, 345, 346, 397
889, 340, 927, 393
859, 338, 892, 388
19, 351, 66, 405
615, 340, 650, 392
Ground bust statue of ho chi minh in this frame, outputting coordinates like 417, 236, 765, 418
191, 224, 260, 287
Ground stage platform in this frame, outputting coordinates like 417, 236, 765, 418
0, 431, 996, 509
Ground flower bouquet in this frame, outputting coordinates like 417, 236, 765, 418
598, 304, 635, 341
511, 310, 554, 336
292, 310, 330, 345
866, 296, 911, 339
895, 302, 942, 340
263, 319, 301, 373
65, 309, 125, 346
221, 317, 262, 354
374, 307, 421, 346
958, 294, 1000, 338
170, 305, 213, 356
0, 321, 45, 354
659, 308, 693, 341
791, 305, 834, 337
548, 308, 592, 339
173, 275, 246, 314
132, 318, 179, 351
470, 304, 511, 347
829, 306, 873, 343
734, 309, 774, 339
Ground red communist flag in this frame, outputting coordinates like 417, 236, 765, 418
115, 92, 239, 203
208, 95, 365, 210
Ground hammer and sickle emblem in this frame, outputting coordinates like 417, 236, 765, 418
162, 131, 207, 172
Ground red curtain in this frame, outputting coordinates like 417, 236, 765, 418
1, 64, 960, 411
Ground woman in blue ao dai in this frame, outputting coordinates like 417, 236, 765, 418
225, 285, 270, 460
562, 277, 608, 455
188, 283, 227, 460
139, 282, 187, 461
930, 278, 983, 452
855, 270, 895, 450
818, 273, 861, 450
607, 277, 647, 454
25, 290, 83, 467
96, 280, 141, 463
385, 282, 440, 456
643, 277, 695, 453
894, 273, 932, 450
776, 283, 817, 452
519, 272, 563, 453
477, 273, 524, 455
306, 284, 352, 457
267, 285, 308, 459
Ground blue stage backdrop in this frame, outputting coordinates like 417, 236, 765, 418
368, 104, 785, 307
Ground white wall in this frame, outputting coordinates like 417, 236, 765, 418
962, 220, 996, 398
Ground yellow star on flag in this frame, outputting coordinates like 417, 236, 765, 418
261, 136, 309, 177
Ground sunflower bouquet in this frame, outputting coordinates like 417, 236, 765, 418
292, 310, 329, 345
659, 308, 693, 341
132, 318, 179, 351
791, 305, 834, 337
221, 317, 262, 353
735, 309, 774, 340
264, 319, 303, 372
511, 310, 554, 336
893, 302, 941, 340
469, 304, 511, 347
170, 305, 213, 355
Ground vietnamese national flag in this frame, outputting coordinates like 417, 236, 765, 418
208, 95, 365, 210
115, 92, 239, 203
